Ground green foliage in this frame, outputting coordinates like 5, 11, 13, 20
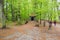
3, 0, 59, 24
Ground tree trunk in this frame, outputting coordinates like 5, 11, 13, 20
2, 0, 6, 29
54, 20, 56, 26
48, 21, 52, 30
43, 21, 45, 27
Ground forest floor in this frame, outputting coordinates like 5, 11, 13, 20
0, 21, 60, 40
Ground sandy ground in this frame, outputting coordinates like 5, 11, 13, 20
0, 21, 60, 40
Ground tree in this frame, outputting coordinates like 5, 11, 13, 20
2, 0, 6, 28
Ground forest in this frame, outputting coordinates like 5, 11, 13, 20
0, 0, 60, 29
0, 0, 60, 40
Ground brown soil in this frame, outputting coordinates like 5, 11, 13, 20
0, 21, 60, 40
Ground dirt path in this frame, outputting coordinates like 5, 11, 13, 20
0, 21, 60, 40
